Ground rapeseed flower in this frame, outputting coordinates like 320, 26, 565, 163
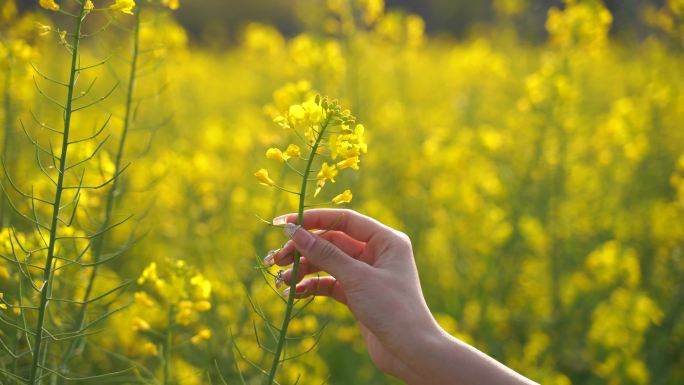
109, 0, 135, 14
255, 168, 275, 186
317, 162, 338, 183
336, 156, 360, 170
266, 148, 288, 162
132, 317, 151, 331
39, 0, 59, 11
142, 342, 158, 356
161, 0, 179, 10
285, 144, 301, 158
190, 328, 212, 345
332, 189, 353, 204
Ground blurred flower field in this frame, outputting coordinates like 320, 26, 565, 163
1, 0, 683, 384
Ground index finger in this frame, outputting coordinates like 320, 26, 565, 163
273, 209, 391, 243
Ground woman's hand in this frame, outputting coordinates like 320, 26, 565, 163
266, 209, 536, 385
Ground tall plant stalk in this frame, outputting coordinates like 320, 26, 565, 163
61, 4, 142, 369
28, 2, 87, 383
1, 55, 12, 227
250, 94, 363, 384
264, 118, 330, 385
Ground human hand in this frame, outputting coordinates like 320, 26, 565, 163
267, 209, 438, 382
266, 209, 536, 385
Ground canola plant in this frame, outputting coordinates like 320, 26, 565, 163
0, 0, 683, 384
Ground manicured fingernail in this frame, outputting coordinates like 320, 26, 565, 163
275, 270, 284, 288
263, 249, 279, 266
284, 223, 300, 238
273, 215, 287, 226
290, 225, 316, 250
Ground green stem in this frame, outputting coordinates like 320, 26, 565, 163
264, 119, 330, 385
163, 307, 174, 385
28, 3, 86, 384
60, 4, 142, 371
1, 54, 12, 227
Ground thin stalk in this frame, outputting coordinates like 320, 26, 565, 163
60, 4, 142, 370
28, 2, 87, 384
163, 307, 174, 385
264, 119, 330, 385
1, 54, 12, 227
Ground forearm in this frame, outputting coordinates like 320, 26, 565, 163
398, 324, 538, 385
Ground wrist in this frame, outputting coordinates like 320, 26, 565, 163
400, 322, 537, 385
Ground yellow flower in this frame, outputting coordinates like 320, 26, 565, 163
332, 189, 353, 204
317, 162, 338, 183
284, 144, 301, 158
39, 0, 60, 11
37, 23, 52, 36
176, 300, 196, 325
273, 115, 291, 130
336, 156, 360, 170
194, 300, 212, 312
354, 124, 368, 153
288, 104, 306, 123
266, 148, 288, 162
109, 0, 135, 14
254, 169, 275, 186
143, 342, 158, 356
84, 0, 94, 13
302, 99, 325, 123
190, 274, 212, 299
132, 317, 151, 331
191, 328, 212, 345
138, 262, 159, 285
314, 179, 325, 198
0, 293, 7, 310
0, 265, 9, 280
161, 0, 179, 10
134, 291, 156, 307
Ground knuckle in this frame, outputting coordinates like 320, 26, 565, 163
394, 230, 412, 247
314, 239, 339, 263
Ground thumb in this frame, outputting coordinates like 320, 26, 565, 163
285, 223, 367, 284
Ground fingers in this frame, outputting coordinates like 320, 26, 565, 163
270, 230, 366, 267
284, 223, 370, 284
280, 256, 320, 285
285, 276, 347, 305
273, 209, 391, 243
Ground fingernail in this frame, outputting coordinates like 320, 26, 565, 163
273, 215, 287, 226
288, 224, 316, 250
284, 223, 300, 238
263, 249, 279, 267
275, 270, 284, 289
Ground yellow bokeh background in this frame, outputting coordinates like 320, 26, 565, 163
1, 0, 684, 384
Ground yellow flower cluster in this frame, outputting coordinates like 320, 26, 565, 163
8, 0, 684, 383
258, 93, 366, 205
546, 0, 613, 49
132, 260, 214, 347
137, 260, 212, 308
265, 144, 301, 163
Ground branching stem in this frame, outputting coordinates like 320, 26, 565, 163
28, 2, 87, 384
264, 118, 330, 385
1, 52, 12, 226
61, 6, 142, 371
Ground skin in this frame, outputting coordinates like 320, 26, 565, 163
267, 209, 538, 385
